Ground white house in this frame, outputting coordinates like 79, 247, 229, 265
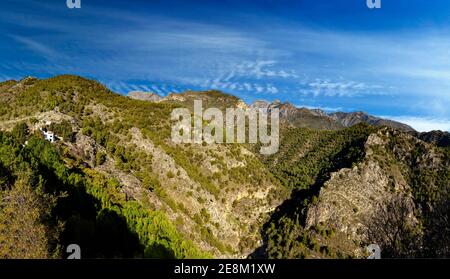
40, 128, 56, 143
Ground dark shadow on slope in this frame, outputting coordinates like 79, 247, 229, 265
34, 164, 145, 258
0, 162, 13, 190
144, 243, 176, 259
62, 208, 144, 258
249, 184, 321, 259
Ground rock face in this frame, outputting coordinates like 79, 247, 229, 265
305, 160, 393, 239
128, 91, 163, 102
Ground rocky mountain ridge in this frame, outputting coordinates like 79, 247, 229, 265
128, 91, 417, 132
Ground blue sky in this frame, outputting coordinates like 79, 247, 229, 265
1, 0, 449, 131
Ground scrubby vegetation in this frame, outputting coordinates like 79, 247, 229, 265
0, 128, 208, 259
261, 123, 376, 190
255, 123, 377, 258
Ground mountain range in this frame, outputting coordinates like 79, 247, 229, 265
128, 91, 416, 132
0, 75, 448, 259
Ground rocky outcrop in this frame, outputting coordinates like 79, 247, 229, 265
305, 160, 394, 239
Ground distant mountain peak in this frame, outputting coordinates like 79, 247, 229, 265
127, 91, 163, 102
330, 111, 415, 132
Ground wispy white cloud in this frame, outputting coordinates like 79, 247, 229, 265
183, 59, 293, 95
278, 27, 450, 99
9, 35, 63, 60
301, 105, 343, 112
306, 79, 383, 97
107, 81, 176, 95
233, 60, 298, 79
0, 74, 15, 81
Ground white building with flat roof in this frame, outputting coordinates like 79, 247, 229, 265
40, 128, 56, 143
